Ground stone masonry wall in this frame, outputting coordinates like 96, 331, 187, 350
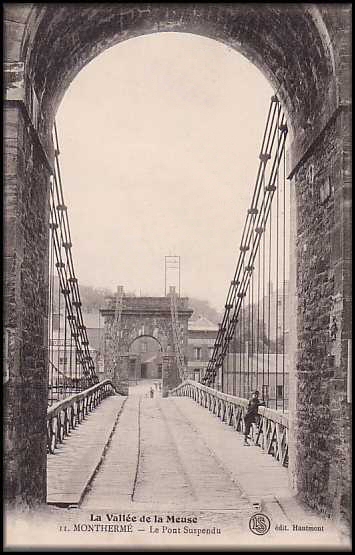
293, 109, 351, 524
4, 104, 50, 505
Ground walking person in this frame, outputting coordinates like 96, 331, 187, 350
243, 390, 265, 446
150, 386, 154, 399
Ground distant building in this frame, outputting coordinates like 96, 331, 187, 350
82, 311, 105, 378
49, 311, 101, 380
83, 311, 103, 351
230, 281, 290, 354
223, 281, 290, 408
186, 316, 219, 382
128, 336, 163, 382
222, 349, 289, 410
261, 280, 290, 348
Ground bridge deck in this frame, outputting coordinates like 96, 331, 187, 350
46, 386, 342, 546
82, 396, 251, 514
47, 395, 126, 506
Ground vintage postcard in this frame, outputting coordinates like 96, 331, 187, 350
3, 2, 351, 551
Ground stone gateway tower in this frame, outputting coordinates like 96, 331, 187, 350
100, 288, 193, 395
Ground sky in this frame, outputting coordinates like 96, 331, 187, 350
56, 32, 276, 313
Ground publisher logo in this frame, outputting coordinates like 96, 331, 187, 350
249, 513, 271, 536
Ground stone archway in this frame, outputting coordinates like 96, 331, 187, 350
100, 292, 193, 394
128, 335, 163, 382
127, 335, 164, 386
4, 4, 351, 523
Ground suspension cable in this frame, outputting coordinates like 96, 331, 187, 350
202, 96, 288, 392
47, 122, 99, 403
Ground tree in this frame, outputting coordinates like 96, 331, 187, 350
187, 297, 222, 324
79, 285, 114, 312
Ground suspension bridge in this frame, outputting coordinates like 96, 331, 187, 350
3, 4, 352, 550
35, 96, 344, 547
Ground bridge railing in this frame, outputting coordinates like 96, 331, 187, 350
169, 380, 288, 467
47, 379, 118, 454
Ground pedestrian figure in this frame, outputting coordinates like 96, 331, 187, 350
243, 390, 265, 446
150, 387, 154, 399
154, 382, 158, 390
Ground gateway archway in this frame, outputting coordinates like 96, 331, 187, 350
129, 336, 163, 382
4, 4, 351, 525
100, 291, 193, 395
